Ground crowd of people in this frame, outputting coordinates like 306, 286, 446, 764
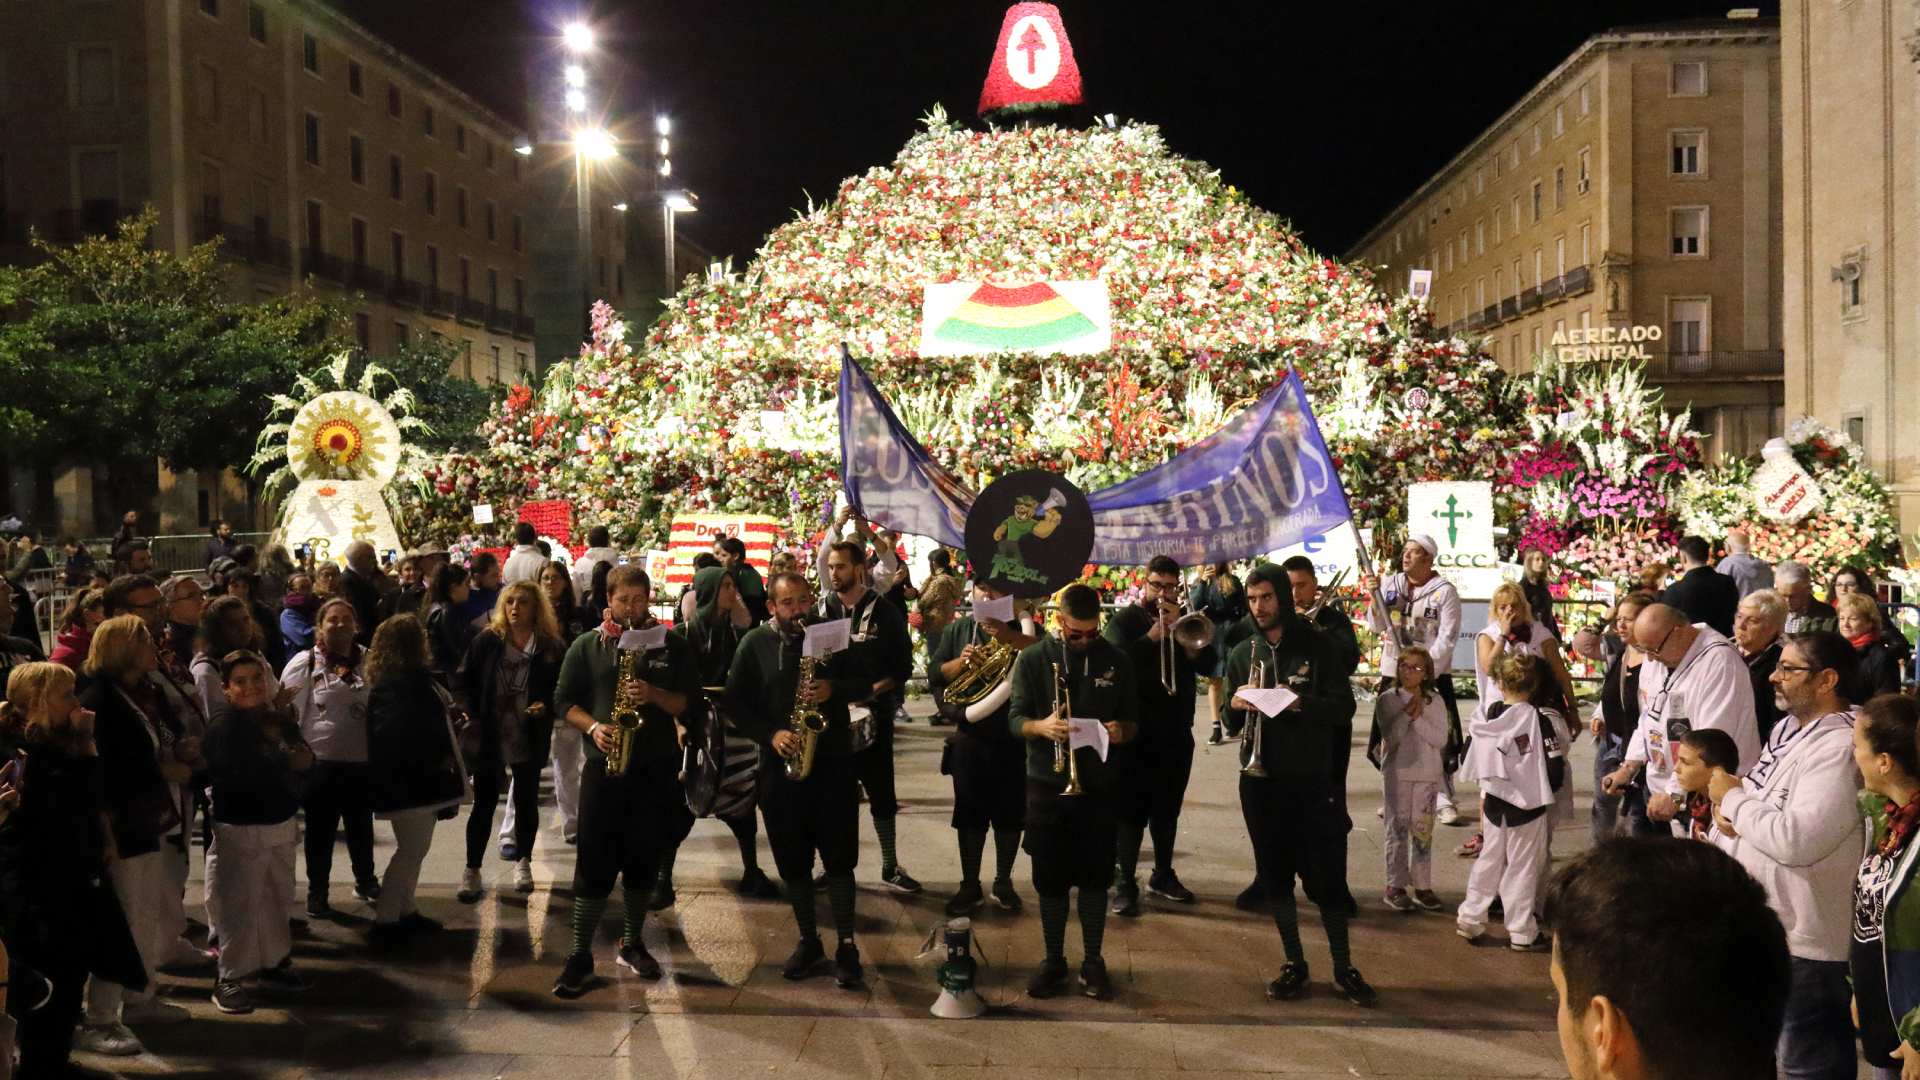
0, 512, 1913, 1077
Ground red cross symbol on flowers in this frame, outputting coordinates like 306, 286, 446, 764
1015, 23, 1049, 78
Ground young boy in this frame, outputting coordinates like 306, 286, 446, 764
1456, 653, 1560, 952
1674, 728, 1739, 846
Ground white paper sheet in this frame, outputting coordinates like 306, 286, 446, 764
619, 624, 668, 652
1238, 687, 1299, 718
972, 595, 1015, 623
1068, 716, 1110, 761
804, 618, 852, 658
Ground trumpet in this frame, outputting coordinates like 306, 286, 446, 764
1159, 598, 1216, 693
605, 627, 644, 777
1051, 661, 1082, 796
1241, 660, 1269, 777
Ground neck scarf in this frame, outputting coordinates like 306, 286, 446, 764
1881, 796, 1920, 857
1851, 630, 1879, 650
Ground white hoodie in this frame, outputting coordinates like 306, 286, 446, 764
1718, 711, 1863, 962
1460, 701, 1557, 812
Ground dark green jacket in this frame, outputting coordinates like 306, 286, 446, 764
1313, 603, 1362, 680
1219, 620, 1355, 784
929, 616, 1016, 744
725, 622, 870, 767
554, 627, 702, 767
820, 587, 912, 715
1008, 636, 1137, 791
1101, 602, 1217, 738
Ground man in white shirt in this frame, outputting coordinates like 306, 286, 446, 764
1602, 604, 1757, 834
503, 521, 548, 585
571, 526, 620, 600
1707, 630, 1862, 1080
1364, 533, 1464, 822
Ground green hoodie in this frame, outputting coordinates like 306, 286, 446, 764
554, 624, 703, 767
725, 620, 870, 770
1007, 635, 1137, 791
683, 566, 742, 687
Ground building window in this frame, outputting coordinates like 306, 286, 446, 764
1531, 181, 1542, 222
303, 113, 320, 166
1508, 142, 1520, 171
76, 149, 121, 233
456, 187, 468, 227
348, 135, 364, 184
615, 263, 624, 295
1530, 122, 1541, 154
248, 86, 268, 142
1671, 131, 1705, 176
386, 84, 401, 118
1580, 222, 1591, 266
195, 63, 218, 122
516, 351, 527, 375
387, 154, 402, 199
1533, 248, 1543, 286
1846, 414, 1867, 450
483, 141, 494, 170
1493, 207, 1503, 245
199, 0, 217, 17
1670, 207, 1707, 257
1668, 298, 1709, 370
459, 257, 470, 299
350, 217, 366, 267
302, 33, 318, 75
1671, 61, 1707, 97
1578, 80, 1591, 116
1555, 236, 1566, 279
513, 277, 523, 313
1554, 166, 1565, 210
423, 171, 436, 215
348, 60, 363, 99
487, 267, 498, 309
1577, 148, 1591, 194
1511, 195, 1522, 234
462, 340, 472, 381
485, 202, 496, 241
390, 231, 404, 278
1473, 168, 1484, 196
248, 2, 265, 42
304, 199, 322, 260
395, 322, 409, 346
1553, 103, 1564, 137
512, 214, 522, 252
74, 46, 115, 108
421, 105, 435, 137
491, 344, 501, 383
1475, 218, 1485, 255
1445, 240, 1454, 272
1837, 248, 1866, 317
454, 123, 466, 154
425, 244, 439, 290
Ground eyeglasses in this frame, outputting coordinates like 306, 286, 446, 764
1059, 627, 1101, 642
1142, 580, 1181, 593
1775, 663, 1813, 676
1651, 625, 1679, 655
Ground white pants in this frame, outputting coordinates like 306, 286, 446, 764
502, 734, 582, 843
210, 819, 298, 981
375, 808, 438, 925
1455, 813, 1552, 945
84, 849, 169, 1023
1383, 780, 1440, 890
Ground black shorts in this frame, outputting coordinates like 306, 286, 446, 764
573, 755, 686, 899
943, 734, 1025, 832
759, 752, 860, 881
1114, 733, 1194, 830
1239, 776, 1349, 910
1022, 781, 1117, 896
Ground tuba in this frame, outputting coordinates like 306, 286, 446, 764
604, 630, 644, 777
786, 652, 829, 781
942, 639, 1016, 706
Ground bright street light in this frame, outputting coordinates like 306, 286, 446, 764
562, 22, 594, 52
565, 89, 587, 111
573, 129, 618, 159
655, 115, 671, 136
514, 143, 533, 156
658, 159, 671, 177
612, 202, 628, 211
564, 64, 586, 88
665, 191, 696, 212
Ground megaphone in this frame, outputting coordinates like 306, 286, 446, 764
930, 918, 986, 1019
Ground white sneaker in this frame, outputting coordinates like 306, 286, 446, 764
1437, 804, 1462, 826
122, 999, 191, 1025
74, 1021, 143, 1056
457, 867, 484, 902
514, 858, 534, 893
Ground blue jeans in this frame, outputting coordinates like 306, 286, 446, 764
1590, 734, 1624, 845
1780, 957, 1856, 1080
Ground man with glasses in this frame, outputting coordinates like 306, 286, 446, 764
1733, 589, 1789, 743
1101, 555, 1213, 917
160, 577, 206, 675
1706, 631, 1862, 1080
1601, 603, 1757, 835
1010, 583, 1137, 1000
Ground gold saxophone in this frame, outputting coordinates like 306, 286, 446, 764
786, 652, 828, 781
605, 637, 644, 777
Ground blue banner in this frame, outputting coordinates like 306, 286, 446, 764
838, 349, 1355, 566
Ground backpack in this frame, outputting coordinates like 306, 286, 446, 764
1540, 708, 1567, 793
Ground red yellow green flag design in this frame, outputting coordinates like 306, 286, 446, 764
921, 281, 1108, 355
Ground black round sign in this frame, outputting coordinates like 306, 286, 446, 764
963, 470, 1095, 599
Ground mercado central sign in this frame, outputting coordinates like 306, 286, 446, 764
1553, 324, 1663, 363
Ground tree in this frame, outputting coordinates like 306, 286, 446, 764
0, 207, 347, 473
372, 339, 500, 455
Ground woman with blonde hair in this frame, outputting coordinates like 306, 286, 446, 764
0, 662, 146, 1079
1371, 645, 1449, 913
1474, 581, 1577, 721
456, 581, 563, 899
1837, 591, 1902, 703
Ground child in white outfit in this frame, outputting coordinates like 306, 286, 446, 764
1456, 653, 1564, 950
1376, 646, 1450, 912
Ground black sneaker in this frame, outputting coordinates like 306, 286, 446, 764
1510, 938, 1550, 953
649, 878, 676, 911
991, 879, 1024, 911
353, 879, 381, 903
1146, 870, 1195, 903
500, 842, 520, 862
305, 894, 334, 919
1234, 879, 1266, 913
738, 867, 782, 899
1025, 956, 1069, 998
1079, 958, 1114, 1000
211, 979, 254, 1014
397, 912, 442, 936
1334, 966, 1378, 1007
616, 938, 661, 979
881, 866, 922, 894
945, 881, 985, 917
782, 936, 826, 980
1206, 726, 1227, 746
552, 952, 594, 998
832, 943, 864, 989
1109, 881, 1140, 917
255, 960, 311, 991
1267, 960, 1310, 1001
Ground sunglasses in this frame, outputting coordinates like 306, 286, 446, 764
1059, 627, 1101, 642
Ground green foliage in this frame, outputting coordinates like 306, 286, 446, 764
370, 339, 500, 454
0, 207, 348, 472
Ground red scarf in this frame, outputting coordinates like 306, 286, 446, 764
1881, 797, 1920, 857
1850, 630, 1879, 650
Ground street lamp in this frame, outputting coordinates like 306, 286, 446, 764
573, 129, 618, 160
562, 22, 594, 52
663, 189, 696, 294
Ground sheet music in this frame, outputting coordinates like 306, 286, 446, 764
804, 618, 852, 658
1238, 687, 1299, 718
619, 625, 668, 651
972, 595, 1015, 623
1068, 716, 1110, 761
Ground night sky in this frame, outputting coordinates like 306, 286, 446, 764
332, 0, 1775, 264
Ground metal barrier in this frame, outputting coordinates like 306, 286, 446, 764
75, 533, 272, 576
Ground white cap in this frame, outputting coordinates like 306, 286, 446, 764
1407, 533, 1440, 557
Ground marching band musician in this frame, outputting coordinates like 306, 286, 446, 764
928, 577, 1037, 917
727, 571, 873, 989
1101, 555, 1214, 917
1009, 583, 1137, 1001
1223, 564, 1376, 1008
818, 540, 920, 894
550, 565, 700, 1000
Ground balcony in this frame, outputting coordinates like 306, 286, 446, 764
457, 297, 487, 325
1439, 266, 1598, 336
344, 262, 387, 293
424, 287, 455, 317
195, 217, 295, 271
514, 314, 535, 339
388, 277, 423, 308
301, 248, 346, 284
1644, 350, 1785, 379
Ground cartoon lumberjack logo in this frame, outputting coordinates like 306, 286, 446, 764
990, 491, 1065, 584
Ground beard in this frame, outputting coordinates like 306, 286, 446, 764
1774, 690, 1792, 712
775, 613, 808, 636
1253, 608, 1282, 632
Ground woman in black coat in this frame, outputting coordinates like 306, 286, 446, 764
0, 662, 146, 1080
455, 582, 562, 899
364, 615, 465, 952
1839, 592, 1904, 704
423, 563, 478, 683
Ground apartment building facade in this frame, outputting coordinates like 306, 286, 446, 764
1347, 15, 1784, 462
0, 0, 547, 533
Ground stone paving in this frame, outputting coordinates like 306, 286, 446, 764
72, 694, 1859, 1080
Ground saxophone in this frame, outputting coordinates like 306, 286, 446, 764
605, 636, 644, 777
786, 652, 828, 781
